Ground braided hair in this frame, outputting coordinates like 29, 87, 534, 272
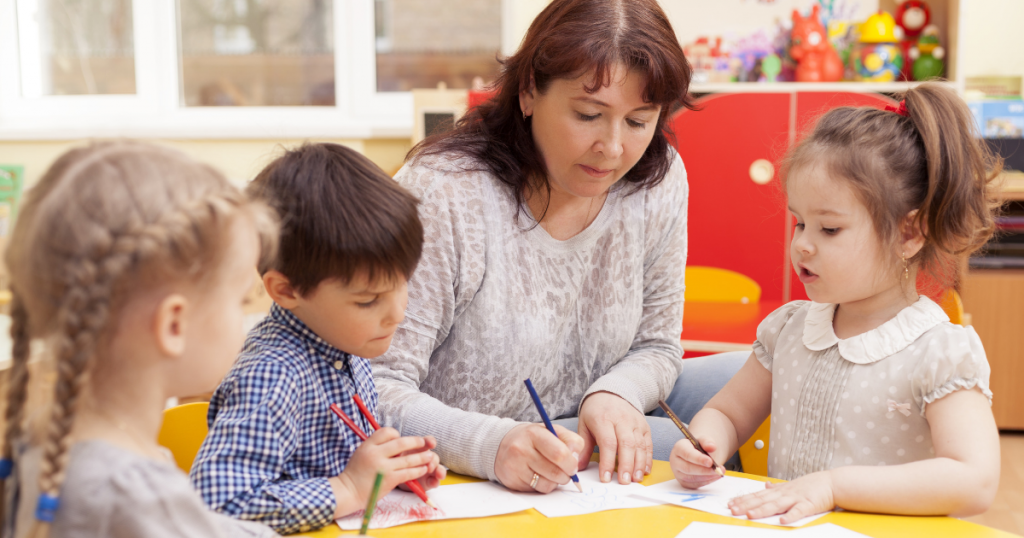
0, 141, 277, 536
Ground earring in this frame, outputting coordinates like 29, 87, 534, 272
902, 252, 909, 281
523, 111, 528, 120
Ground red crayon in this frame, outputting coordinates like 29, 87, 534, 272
329, 403, 437, 510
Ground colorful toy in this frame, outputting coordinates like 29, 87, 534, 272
895, 1, 932, 80
851, 11, 904, 82
790, 5, 844, 82
909, 24, 945, 80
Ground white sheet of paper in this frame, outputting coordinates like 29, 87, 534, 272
336, 481, 531, 530
789, 523, 871, 537
636, 476, 829, 527
675, 521, 791, 537
509, 467, 661, 518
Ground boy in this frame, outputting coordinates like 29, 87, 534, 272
190, 143, 444, 534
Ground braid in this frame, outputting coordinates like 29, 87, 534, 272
0, 294, 32, 526
0, 140, 278, 536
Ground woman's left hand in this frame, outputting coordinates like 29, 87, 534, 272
578, 391, 653, 485
727, 471, 836, 524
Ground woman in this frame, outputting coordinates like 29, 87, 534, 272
373, 0, 747, 493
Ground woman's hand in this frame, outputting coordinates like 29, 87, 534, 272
578, 391, 652, 484
727, 471, 836, 524
669, 436, 724, 490
495, 423, 585, 493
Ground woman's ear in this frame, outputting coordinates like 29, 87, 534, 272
263, 270, 301, 309
153, 294, 189, 358
900, 209, 926, 259
519, 78, 536, 119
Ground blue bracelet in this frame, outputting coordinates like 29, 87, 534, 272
0, 458, 12, 479
35, 494, 60, 523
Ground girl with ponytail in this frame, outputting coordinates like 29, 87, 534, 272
1, 141, 280, 537
670, 82, 1002, 522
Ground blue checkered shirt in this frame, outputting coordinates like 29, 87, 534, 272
190, 304, 378, 534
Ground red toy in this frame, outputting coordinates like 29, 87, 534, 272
790, 5, 844, 82
895, 1, 931, 79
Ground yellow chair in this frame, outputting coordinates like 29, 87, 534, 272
157, 402, 210, 474
737, 417, 771, 477
684, 266, 762, 304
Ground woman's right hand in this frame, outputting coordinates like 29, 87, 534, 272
669, 436, 724, 490
495, 423, 585, 493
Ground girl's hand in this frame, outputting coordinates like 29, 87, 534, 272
727, 471, 836, 524
578, 391, 653, 484
669, 437, 724, 490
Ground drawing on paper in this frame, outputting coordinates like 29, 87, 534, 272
568, 485, 627, 511
342, 495, 447, 529
665, 492, 711, 503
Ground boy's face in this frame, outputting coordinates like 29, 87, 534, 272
289, 271, 409, 359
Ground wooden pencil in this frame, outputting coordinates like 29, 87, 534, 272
657, 400, 725, 478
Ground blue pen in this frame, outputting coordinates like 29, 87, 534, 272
524, 378, 584, 492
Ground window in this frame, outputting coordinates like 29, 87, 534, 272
374, 0, 501, 92
177, 0, 335, 106
0, 0, 520, 139
16, 0, 136, 97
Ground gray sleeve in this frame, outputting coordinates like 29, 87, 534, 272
752, 302, 806, 371
374, 163, 520, 482
105, 462, 279, 538
582, 154, 688, 414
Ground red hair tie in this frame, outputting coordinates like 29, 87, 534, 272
885, 100, 909, 117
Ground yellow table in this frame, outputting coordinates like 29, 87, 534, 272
296, 460, 1015, 538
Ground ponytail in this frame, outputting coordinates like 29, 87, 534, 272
903, 83, 1003, 291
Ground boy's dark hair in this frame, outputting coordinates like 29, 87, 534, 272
248, 143, 423, 295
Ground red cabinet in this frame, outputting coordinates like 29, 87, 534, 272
670, 91, 894, 302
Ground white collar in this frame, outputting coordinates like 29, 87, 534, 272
802, 296, 948, 364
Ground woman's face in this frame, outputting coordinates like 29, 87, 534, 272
520, 64, 661, 200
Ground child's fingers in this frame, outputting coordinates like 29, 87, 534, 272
366, 427, 402, 444
386, 465, 431, 490
377, 435, 429, 457
780, 500, 816, 524
385, 450, 437, 473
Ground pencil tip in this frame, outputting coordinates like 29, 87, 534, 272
575, 482, 584, 493
716, 466, 726, 477
426, 499, 438, 509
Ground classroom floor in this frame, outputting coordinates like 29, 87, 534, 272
964, 432, 1024, 536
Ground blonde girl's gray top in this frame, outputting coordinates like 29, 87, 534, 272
6, 440, 278, 538
756, 297, 993, 481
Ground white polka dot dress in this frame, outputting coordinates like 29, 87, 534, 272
753, 297, 992, 481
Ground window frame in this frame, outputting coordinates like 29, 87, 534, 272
0, 0, 443, 140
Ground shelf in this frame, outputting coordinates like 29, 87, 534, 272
689, 80, 956, 94
997, 172, 1024, 201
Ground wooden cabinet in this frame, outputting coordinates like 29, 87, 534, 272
961, 269, 1024, 430
669, 90, 893, 302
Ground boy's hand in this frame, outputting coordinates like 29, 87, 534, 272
395, 435, 446, 491
727, 471, 835, 524
331, 427, 436, 517
669, 436, 724, 490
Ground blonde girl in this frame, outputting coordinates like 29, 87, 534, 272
670, 82, 1002, 522
0, 141, 279, 537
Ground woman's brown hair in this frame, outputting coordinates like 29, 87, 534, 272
783, 82, 1002, 294
0, 141, 277, 536
410, 0, 695, 220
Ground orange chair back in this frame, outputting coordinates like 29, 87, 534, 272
684, 266, 761, 304
157, 402, 210, 474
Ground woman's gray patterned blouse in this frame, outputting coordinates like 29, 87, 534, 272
373, 151, 689, 481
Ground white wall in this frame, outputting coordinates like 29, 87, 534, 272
960, 0, 1024, 79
